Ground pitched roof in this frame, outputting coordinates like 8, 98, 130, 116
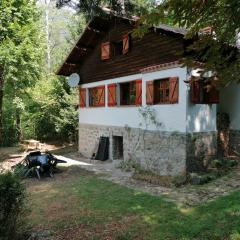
156, 24, 187, 36
56, 15, 186, 76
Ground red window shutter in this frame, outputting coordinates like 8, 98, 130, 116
146, 81, 153, 105
169, 77, 179, 104
101, 42, 110, 60
208, 87, 219, 104
97, 85, 105, 107
135, 80, 142, 105
108, 84, 117, 107
122, 34, 130, 54
191, 80, 201, 104
79, 88, 86, 107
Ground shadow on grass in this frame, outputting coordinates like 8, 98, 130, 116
27, 166, 240, 240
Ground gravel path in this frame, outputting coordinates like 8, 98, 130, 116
60, 152, 240, 207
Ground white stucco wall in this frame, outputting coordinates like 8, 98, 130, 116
79, 67, 219, 133
79, 67, 189, 132
186, 75, 217, 133
186, 102, 217, 133
219, 83, 240, 130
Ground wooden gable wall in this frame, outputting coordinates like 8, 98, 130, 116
77, 20, 184, 84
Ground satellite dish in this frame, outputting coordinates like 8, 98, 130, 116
68, 73, 80, 88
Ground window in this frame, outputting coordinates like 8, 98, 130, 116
101, 34, 130, 60
88, 86, 105, 107
120, 80, 142, 106
191, 79, 219, 104
120, 82, 135, 105
146, 77, 179, 105
113, 40, 123, 56
89, 88, 98, 106
154, 78, 170, 104
113, 34, 130, 56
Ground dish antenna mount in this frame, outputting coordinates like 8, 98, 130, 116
67, 73, 80, 88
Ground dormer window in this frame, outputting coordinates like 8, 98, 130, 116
101, 34, 130, 60
113, 40, 123, 56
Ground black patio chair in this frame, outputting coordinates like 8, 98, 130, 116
23, 151, 66, 179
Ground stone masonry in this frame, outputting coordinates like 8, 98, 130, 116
79, 123, 186, 176
186, 132, 217, 172
79, 123, 218, 176
229, 130, 240, 157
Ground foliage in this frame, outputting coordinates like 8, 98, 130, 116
138, 106, 162, 130
22, 74, 78, 142
138, 0, 240, 86
211, 158, 238, 169
1, 0, 85, 146
18, 1, 84, 143
0, 0, 45, 146
118, 158, 140, 172
41, 0, 86, 72
0, 172, 26, 240
56, 0, 156, 20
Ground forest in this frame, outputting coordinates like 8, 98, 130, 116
0, 0, 156, 147
0, 0, 239, 147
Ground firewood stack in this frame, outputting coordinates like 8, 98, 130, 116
217, 112, 230, 157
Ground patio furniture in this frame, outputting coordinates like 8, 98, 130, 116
22, 151, 66, 179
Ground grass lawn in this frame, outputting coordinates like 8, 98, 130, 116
26, 166, 240, 240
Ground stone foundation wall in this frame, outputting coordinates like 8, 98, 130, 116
79, 123, 186, 176
79, 123, 218, 175
229, 130, 240, 156
186, 132, 217, 172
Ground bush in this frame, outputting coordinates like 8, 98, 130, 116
211, 159, 238, 169
0, 172, 26, 240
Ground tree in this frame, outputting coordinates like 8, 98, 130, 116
139, 0, 240, 86
0, 0, 45, 146
19, 0, 85, 143
56, 0, 156, 20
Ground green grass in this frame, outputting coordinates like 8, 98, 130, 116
27, 166, 240, 240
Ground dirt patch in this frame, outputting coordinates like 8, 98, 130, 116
53, 215, 144, 240
0, 144, 77, 173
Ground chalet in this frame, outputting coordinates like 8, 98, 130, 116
57, 15, 240, 176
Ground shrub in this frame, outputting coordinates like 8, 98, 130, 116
118, 159, 140, 172
0, 172, 26, 240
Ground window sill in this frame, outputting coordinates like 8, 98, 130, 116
108, 105, 140, 108
149, 102, 178, 105
86, 106, 105, 108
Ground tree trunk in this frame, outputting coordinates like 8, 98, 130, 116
0, 73, 4, 147
45, 0, 51, 72
16, 109, 22, 142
